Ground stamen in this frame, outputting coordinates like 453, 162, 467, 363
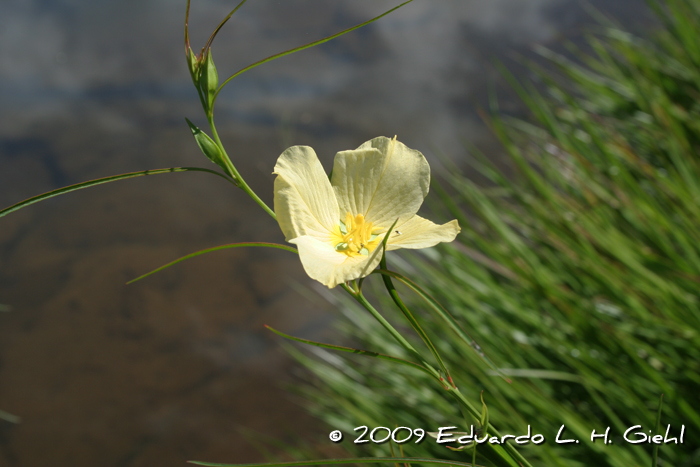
332, 212, 382, 257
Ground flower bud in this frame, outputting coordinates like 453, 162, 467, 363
186, 47, 200, 86
185, 118, 228, 174
200, 48, 219, 110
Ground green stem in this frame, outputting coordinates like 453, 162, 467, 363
341, 284, 442, 382
206, 114, 276, 220
379, 254, 452, 384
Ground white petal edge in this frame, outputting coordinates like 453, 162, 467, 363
387, 216, 460, 251
291, 235, 385, 288
331, 136, 429, 229
273, 146, 339, 241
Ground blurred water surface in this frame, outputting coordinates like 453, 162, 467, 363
0, 1, 652, 466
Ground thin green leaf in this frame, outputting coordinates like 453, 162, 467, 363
127, 243, 298, 284
265, 325, 439, 383
0, 167, 235, 220
184, 0, 193, 53
201, 0, 249, 58
213, 0, 415, 106
188, 457, 486, 467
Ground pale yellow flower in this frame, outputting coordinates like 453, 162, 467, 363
273, 136, 460, 288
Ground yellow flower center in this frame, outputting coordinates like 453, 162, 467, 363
331, 213, 382, 257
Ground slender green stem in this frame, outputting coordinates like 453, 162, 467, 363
341, 284, 441, 381
379, 253, 453, 385
206, 114, 276, 220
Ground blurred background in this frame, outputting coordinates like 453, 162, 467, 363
0, 1, 653, 466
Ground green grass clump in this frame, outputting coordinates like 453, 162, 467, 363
295, 1, 700, 466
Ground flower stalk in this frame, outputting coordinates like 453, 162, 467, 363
206, 114, 277, 220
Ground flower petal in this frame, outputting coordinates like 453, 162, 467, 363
274, 146, 339, 241
387, 216, 460, 251
331, 136, 429, 230
291, 235, 385, 288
